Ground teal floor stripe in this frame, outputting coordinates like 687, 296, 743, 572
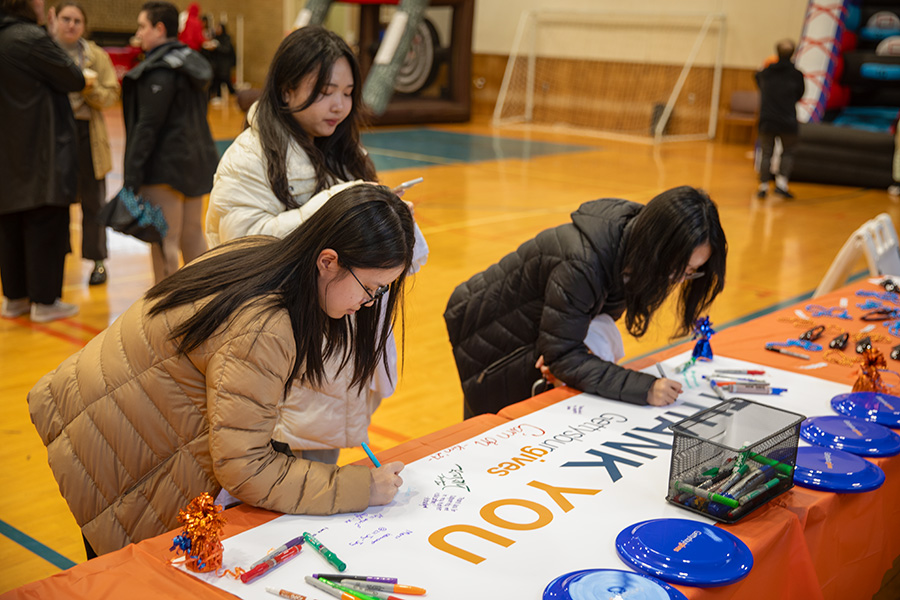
0, 519, 77, 570
625, 270, 869, 366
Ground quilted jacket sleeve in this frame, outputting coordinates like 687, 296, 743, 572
204, 311, 372, 514
538, 259, 656, 405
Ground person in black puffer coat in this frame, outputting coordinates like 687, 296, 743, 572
0, 0, 85, 323
444, 186, 727, 418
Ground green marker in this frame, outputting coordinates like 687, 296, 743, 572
316, 578, 381, 600
749, 452, 794, 476
303, 531, 347, 572
675, 481, 739, 508
737, 477, 781, 505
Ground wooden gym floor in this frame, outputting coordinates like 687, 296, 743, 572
1, 99, 896, 592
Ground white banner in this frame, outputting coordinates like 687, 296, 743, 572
181, 352, 849, 599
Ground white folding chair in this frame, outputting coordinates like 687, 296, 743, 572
813, 213, 900, 297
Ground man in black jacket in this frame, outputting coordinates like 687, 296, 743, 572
123, 1, 218, 283
755, 39, 805, 200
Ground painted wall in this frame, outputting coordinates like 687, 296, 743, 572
472, 0, 810, 68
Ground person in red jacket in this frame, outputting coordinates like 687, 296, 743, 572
178, 1, 204, 50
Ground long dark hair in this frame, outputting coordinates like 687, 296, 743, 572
621, 186, 726, 338
255, 26, 376, 209
146, 184, 415, 395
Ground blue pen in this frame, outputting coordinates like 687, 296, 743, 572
361, 442, 381, 467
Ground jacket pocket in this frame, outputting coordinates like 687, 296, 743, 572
477, 344, 533, 384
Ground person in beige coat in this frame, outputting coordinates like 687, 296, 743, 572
50, 1, 119, 285
28, 184, 412, 558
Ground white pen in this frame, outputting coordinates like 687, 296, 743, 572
394, 176, 423, 190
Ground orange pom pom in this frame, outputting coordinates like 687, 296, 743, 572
171, 492, 227, 573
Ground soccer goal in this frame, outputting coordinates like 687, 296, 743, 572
493, 9, 727, 143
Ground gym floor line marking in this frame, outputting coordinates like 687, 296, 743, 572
0, 518, 77, 571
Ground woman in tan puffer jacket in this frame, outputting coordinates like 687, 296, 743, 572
28, 184, 413, 556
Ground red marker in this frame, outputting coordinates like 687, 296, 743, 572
714, 369, 765, 375
240, 545, 301, 584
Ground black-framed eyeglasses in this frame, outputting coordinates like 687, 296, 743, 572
670, 270, 705, 282
347, 266, 390, 306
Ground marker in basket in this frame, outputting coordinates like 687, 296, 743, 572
674, 481, 739, 508
765, 344, 810, 360
361, 441, 381, 467
736, 476, 781, 505
748, 451, 795, 476
303, 532, 347, 571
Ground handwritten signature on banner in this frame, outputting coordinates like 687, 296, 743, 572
349, 526, 414, 547
473, 423, 547, 448
426, 443, 468, 462
435, 463, 470, 492
421, 492, 465, 512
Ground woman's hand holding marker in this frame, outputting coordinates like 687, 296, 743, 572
370, 461, 404, 505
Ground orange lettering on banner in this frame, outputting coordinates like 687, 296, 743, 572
528, 480, 601, 512
427, 525, 515, 564
427, 480, 602, 564
480, 499, 552, 530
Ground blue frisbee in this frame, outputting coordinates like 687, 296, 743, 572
615, 518, 753, 587
831, 392, 900, 428
793, 445, 885, 493
801, 415, 900, 456
543, 568, 688, 600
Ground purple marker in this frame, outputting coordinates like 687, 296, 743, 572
249, 536, 304, 569
314, 574, 398, 584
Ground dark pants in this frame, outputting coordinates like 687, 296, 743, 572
0, 206, 70, 304
758, 131, 799, 184
75, 120, 107, 261
209, 75, 235, 98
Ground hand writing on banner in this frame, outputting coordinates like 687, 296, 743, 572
648, 377, 682, 406
370, 461, 405, 505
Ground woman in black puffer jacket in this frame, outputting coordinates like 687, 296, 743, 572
444, 186, 727, 418
0, 0, 85, 322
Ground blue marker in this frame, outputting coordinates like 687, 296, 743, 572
361, 442, 381, 467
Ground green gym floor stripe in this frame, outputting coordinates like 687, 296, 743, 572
0, 518, 77, 571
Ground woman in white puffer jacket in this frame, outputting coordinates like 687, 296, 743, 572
206, 26, 427, 470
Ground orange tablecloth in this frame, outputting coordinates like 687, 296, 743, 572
4, 282, 899, 600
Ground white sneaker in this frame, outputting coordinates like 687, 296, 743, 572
30, 300, 79, 323
1, 297, 30, 318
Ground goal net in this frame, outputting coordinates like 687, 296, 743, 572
493, 10, 726, 142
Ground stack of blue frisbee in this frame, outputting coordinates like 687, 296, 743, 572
614, 518, 753, 587
543, 569, 688, 600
